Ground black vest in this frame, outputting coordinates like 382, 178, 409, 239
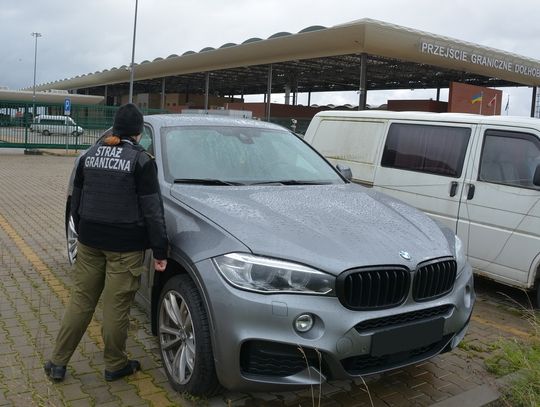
79, 141, 143, 224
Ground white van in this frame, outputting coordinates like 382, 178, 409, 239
304, 111, 540, 305
31, 115, 84, 136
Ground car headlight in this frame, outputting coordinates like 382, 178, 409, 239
454, 235, 466, 277
213, 253, 335, 295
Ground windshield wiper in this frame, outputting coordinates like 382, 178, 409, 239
249, 180, 333, 185
173, 178, 245, 186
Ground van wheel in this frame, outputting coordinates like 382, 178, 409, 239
71, 131, 79, 137
42, 130, 50, 136
535, 279, 540, 309
158, 275, 220, 396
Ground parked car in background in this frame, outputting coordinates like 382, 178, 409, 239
66, 114, 475, 395
31, 114, 84, 136
304, 110, 540, 307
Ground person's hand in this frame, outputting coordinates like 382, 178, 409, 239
154, 259, 167, 272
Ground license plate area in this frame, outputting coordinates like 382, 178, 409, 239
370, 317, 444, 357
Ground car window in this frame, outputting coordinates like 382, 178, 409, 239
381, 123, 470, 177
479, 130, 540, 189
160, 126, 344, 184
95, 126, 153, 154
139, 125, 154, 155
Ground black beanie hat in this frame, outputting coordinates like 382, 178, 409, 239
113, 103, 144, 137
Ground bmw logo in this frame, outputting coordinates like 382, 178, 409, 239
399, 251, 411, 260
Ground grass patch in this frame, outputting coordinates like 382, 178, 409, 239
458, 340, 495, 353
485, 307, 540, 407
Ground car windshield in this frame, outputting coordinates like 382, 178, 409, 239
161, 125, 344, 185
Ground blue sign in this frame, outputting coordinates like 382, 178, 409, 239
64, 98, 71, 116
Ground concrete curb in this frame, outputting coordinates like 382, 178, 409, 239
35, 149, 80, 157
430, 383, 500, 407
430, 371, 522, 407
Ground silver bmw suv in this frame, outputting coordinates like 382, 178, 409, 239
66, 114, 475, 395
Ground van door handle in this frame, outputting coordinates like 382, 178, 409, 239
467, 184, 475, 200
449, 181, 458, 197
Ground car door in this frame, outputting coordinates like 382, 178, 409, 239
137, 124, 156, 308
373, 121, 474, 232
458, 126, 540, 287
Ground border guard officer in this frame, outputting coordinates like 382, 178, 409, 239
45, 103, 168, 382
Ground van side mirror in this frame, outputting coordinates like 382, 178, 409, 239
534, 164, 540, 186
336, 164, 353, 181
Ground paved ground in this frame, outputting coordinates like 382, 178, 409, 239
0, 150, 536, 407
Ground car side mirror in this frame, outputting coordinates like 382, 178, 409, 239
336, 164, 352, 181
534, 163, 540, 186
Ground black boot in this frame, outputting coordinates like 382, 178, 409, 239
44, 360, 66, 381
104, 359, 141, 381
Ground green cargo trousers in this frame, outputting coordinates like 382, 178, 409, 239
51, 242, 145, 371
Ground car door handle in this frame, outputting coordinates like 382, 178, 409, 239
467, 183, 475, 200
449, 181, 458, 197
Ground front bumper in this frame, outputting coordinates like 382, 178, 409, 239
197, 259, 475, 392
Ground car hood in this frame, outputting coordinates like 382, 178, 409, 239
170, 184, 452, 274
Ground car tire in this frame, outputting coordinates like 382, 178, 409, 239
66, 213, 78, 265
42, 130, 50, 136
158, 274, 220, 396
71, 131, 79, 137
535, 279, 540, 309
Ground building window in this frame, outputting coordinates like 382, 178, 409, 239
381, 123, 470, 177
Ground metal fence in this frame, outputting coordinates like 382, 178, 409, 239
0, 100, 167, 151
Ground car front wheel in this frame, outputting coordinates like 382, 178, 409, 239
158, 274, 220, 396
66, 213, 78, 265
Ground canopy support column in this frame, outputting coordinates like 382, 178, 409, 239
284, 84, 291, 105
293, 77, 298, 106
161, 78, 166, 110
204, 72, 210, 112
358, 53, 367, 110
266, 64, 273, 121
531, 86, 537, 118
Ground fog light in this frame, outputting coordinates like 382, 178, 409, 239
464, 285, 471, 308
294, 314, 314, 333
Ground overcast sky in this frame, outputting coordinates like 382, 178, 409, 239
2, 0, 540, 115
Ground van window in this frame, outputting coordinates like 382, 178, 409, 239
41, 119, 65, 125
381, 123, 470, 177
312, 120, 384, 164
479, 130, 540, 188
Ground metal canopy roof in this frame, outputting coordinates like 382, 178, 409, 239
0, 89, 104, 104
29, 19, 540, 98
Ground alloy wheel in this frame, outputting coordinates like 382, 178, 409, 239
66, 214, 78, 264
159, 290, 196, 385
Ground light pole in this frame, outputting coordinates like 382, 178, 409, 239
31, 32, 42, 115
128, 0, 139, 104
